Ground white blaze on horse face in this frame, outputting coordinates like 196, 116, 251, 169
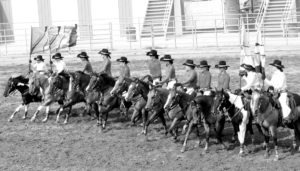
68, 77, 73, 92
164, 92, 172, 109
125, 84, 134, 100
251, 91, 261, 114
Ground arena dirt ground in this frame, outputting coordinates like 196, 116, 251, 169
0, 54, 300, 170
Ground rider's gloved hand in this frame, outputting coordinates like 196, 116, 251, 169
29, 59, 32, 63
239, 70, 247, 77
235, 88, 242, 95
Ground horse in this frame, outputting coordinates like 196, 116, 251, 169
180, 93, 227, 154
3, 75, 42, 122
251, 91, 300, 161
29, 73, 69, 122
213, 89, 257, 156
125, 76, 152, 129
163, 85, 194, 140
110, 76, 133, 118
55, 71, 97, 124
144, 86, 169, 136
86, 73, 126, 130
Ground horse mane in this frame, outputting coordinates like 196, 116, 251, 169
140, 75, 153, 83
12, 75, 29, 84
99, 73, 115, 86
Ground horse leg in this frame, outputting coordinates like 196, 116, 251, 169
216, 115, 227, 150
144, 111, 159, 136
238, 109, 249, 156
231, 122, 239, 143
64, 106, 72, 124
181, 122, 194, 153
168, 117, 180, 139
203, 122, 210, 154
142, 109, 148, 132
263, 133, 270, 159
158, 110, 168, 136
131, 109, 140, 126
270, 126, 279, 161
31, 105, 44, 122
42, 105, 51, 123
23, 104, 29, 120
8, 104, 23, 122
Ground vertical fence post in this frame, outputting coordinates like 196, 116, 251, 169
215, 19, 218, 47
194, 20, 198, 48
4, 29, 7, 56
25, 29, 28, 54
151, 22, 154, 49
109, 22, 113, 49
173, 20, 177, 49
89, 25, 92, 51
138, 18, 142, 49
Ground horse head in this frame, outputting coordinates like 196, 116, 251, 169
256, 93, 271, 116
213, 89, 230, 115
86, 73, 101, 92
48, 74, 64, 95
125, 77, 149, 101
145, 87, 167, 112
110, 77, 132, 96
164, 86, 181, 111
4, 77, 16, 97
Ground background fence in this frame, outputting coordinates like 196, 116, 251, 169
0, 13, 300, 58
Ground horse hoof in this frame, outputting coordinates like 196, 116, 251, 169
264, 153, 269, 159
239, 152, 245, 158
30, 118, 36, 122
180, 147, 186, 153
42, 119, 48, 123
63, 121, 68, 125
202, 149, 208, 155
8, 118, 13, 122
274, 155, 279, 161
22, 116, 27, 120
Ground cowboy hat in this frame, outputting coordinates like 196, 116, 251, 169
183, 59, 196, 67
160, 54, 174, 62
198, 60, 211, 68
98, 48, 111, 55
241, 63, 255, 71
52, 53, 63, 59
116, 56, 129, 63
269, 59, 284, 68
146, 49, 159, 57
215, 61, 229, 68
34, 55, 45, 61
77, 51, 89, 58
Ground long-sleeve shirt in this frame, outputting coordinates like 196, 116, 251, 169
33, 62, 47, 72
241, 71, 261, 91
83, 61, 93, 74
197, 70, 211, 89
265, 70, 287, 91
53, 60, 67, 74
119, 65, 130, 78
148, 59, 161, 79
182, 69, 197, 88
101, 59, 112, 76
217, 71, 230, 91
161, 64, 176, 84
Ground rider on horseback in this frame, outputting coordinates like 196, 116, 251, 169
182, 59, 197, 95
52, 53, 69, 79
197, 60, 212, 95
146, 49, 162, 85
215, 60, 230, 91
30, 55, 47, 74
264, 60, 291, 123
116, 56, 130, 78
99, 48, 112, 76
159, 54, 176, 89
77, 51, 93, 75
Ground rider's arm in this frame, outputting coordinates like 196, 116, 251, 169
203, 73, 211, 88
160, 67, 172, 84
223, 74, 230, 89
182, 71, 195, 85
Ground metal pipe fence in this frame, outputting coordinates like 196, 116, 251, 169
0, 13, 300, 58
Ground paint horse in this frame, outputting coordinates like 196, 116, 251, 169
3, 75, 42, 122
251, 90, 300, 161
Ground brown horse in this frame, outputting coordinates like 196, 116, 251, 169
180, 93, 227, 154
29, 74, 69, 122
144, 86, 169, 136
86, 73, 128, 129
163, 86, 193, 140
125, 76, 152, 129
252, 91, 300, 161
4, 75, 42, 122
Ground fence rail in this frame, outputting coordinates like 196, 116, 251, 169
0, 13, 300, 57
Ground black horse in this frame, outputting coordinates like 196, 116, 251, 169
3, 75, 42, 122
